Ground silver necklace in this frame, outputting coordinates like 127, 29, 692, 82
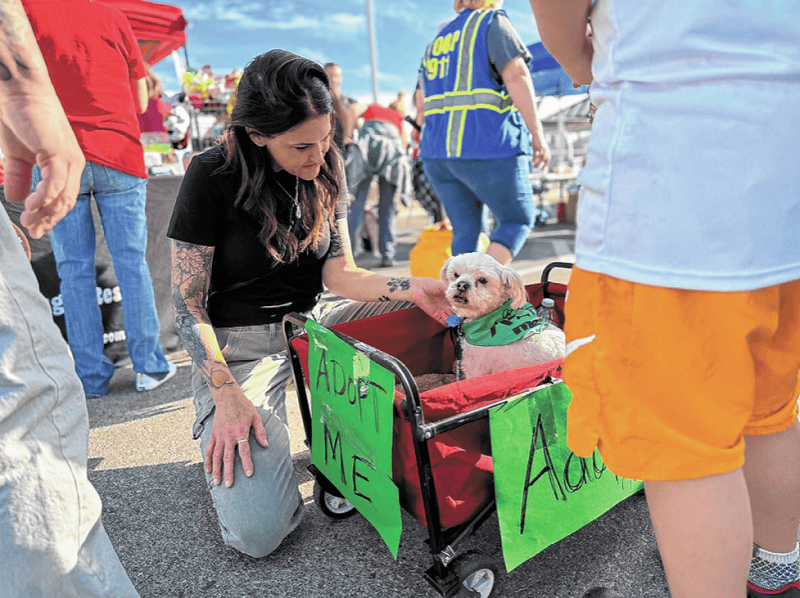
275, 175, 301, 221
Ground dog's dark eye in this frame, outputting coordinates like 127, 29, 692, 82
453, 271, 460, 278
478, 277, 487, 285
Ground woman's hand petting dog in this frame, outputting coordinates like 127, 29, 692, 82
411, 276, 452, 326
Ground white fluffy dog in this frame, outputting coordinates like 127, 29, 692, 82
440, 252, 565, 379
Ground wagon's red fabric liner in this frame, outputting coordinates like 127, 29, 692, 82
392, 357, 563, 529
292, 282, 567, 530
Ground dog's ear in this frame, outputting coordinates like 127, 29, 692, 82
501, 266, 528, 309
440, 257, 453, 285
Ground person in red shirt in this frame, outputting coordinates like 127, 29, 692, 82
24, 0, 176, 397
345, 93, 412, 267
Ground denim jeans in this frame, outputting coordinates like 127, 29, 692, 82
192, 323, 303, 558
422, 154, 535, 257
34, 162, 169, 396
188, 301, 413, 557
0, 210, 139, 596
347, 176, 397, 260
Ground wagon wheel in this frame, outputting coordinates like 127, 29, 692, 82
449, 550, 498, 598
312, 480, 356, 519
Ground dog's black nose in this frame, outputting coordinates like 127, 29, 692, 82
456, 280, 471, 292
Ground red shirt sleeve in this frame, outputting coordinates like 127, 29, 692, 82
118, 14, 146, 82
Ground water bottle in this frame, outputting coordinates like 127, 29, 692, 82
537, 297, 556, 325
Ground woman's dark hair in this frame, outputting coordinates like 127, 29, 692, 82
219, 49, 343, 263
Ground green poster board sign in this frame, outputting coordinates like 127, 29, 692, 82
490, 383, 643, 572
305, 320, 402, 558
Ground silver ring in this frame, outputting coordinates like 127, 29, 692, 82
237, 439, 248, 445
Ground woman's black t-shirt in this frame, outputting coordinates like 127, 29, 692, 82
167, 145, 347, 327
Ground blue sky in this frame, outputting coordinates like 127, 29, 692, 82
150, 0, 544, 102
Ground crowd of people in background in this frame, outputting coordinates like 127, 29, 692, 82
141, 5, 552, 271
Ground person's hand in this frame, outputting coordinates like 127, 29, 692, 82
205, 390, 268, 488
532, 139, 551, 169
411, 277, 451, 326
0, 91, 85, 239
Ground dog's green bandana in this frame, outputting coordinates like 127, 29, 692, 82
461, 299, 549, 347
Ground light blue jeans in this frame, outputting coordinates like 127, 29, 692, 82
347, 176, 397, 261
192, 323, 304, 558
190, 300, 413, 558
422, 154, 535, 256
0, 209, 139, 596
35, 162, 169, 396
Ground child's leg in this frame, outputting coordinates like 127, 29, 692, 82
745, 421, 800, 593
746, 422, 800, 552
645, 471, 752, 598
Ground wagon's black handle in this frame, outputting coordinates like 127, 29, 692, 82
539, 262, 573, 330
540, 261, 573, 284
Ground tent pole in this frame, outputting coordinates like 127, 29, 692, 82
171, 49, 187, 86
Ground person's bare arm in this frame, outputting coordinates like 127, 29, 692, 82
400, 121, 409, 150
502, 55, 550, 168
136, 77, 148, 114
0, 0, 85, 238
344, 101, 372, 144
528, 0, 593, 86
414, 86, 425, 128
171, 239, 268, 488
322, 216, 451, 325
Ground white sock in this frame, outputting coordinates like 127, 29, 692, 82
749, 543, 800, 590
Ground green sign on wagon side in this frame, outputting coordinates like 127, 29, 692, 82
490, 383, 643, 572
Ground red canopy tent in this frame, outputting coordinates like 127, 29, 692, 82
99, 0, 187, 66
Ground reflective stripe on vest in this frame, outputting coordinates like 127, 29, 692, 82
422, 9, 515, 157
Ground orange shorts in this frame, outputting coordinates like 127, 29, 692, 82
564, 267, 800, 481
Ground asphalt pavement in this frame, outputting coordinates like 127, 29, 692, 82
86, 200, 673, 598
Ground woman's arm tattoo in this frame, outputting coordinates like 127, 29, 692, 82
386, 277, 411, 293
171, 240, 212, 363
0, 0, 37, 81
171, 240, 235, 391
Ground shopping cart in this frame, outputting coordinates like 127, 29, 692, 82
282, 262, 572, 598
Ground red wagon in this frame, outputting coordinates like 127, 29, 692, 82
282, 262, 572, 598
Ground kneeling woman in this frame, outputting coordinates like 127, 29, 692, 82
167, 49, 449, 557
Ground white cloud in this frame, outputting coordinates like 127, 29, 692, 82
376, 69, 414, 94
179, 1, 363, 34
329, 12, 365, 33
294, 47, 329, 65
199, 10, 317, 31
377, 3, 453, 39
356, 63, 374, 78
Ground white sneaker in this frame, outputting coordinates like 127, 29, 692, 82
136, 361, 177, 392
